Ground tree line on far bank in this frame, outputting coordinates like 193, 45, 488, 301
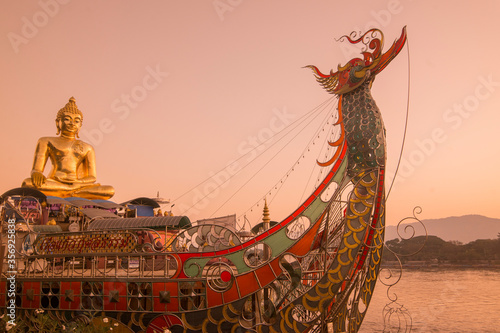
382, 233, 500, 264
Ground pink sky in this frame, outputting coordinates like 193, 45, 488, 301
1, 1, 499, 227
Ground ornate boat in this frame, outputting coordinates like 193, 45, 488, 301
0, 27, 407, 333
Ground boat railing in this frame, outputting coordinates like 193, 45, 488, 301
4, 251, 179, 280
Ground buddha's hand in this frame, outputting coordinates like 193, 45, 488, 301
31, 171, 46, 187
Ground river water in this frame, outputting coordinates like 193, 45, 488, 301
355, 268, 500, 333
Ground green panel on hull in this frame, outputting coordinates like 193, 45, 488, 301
266, 227, 293, 256
183, 257, 211, 277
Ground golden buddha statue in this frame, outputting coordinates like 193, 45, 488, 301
21, 97, 115, 200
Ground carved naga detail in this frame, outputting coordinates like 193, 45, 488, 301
306, 27, 407, 177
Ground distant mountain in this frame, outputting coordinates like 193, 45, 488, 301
385, 215, 500, 244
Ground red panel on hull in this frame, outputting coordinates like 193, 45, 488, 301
254, 263, 276, 288
103, 281, 127, 311
236, 272, 260, 298
0, 281, 6, 306
222, 278, 240, 303
59, 281, 80, 310
153, 282, 179, 312
269, 257, 283, 277
22, 281, 41, 309
206, 285, 224, 308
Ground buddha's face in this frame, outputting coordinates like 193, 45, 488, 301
57, 112, 82, 137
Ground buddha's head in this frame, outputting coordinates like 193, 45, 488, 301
56, 97, 84, 137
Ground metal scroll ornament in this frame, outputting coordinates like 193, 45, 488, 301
171, 224, 241, 252
380, 206, 426, 332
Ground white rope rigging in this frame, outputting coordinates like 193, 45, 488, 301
174, 97, 335, 217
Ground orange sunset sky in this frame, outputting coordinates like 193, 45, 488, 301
1, 1, 499, 228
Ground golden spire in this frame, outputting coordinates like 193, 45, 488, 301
262, 198, 270, 226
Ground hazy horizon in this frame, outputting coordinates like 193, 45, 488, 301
386, 214, 500, 244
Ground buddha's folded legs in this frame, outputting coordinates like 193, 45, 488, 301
71, 185, 115, 200
22, 178, 114, 200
